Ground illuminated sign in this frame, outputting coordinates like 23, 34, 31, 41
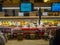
52, 2, 60, 12
20, 3, 33, 12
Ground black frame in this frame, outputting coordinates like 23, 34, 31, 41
0, 4, 2, 11
34, 0, 44, 3
20, 0, 30, 3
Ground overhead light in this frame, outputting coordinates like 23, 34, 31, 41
44, 0, 50, 2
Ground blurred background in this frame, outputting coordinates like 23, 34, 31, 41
0, 0, 60, 45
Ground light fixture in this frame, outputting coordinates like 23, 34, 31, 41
44, 0, 50, 2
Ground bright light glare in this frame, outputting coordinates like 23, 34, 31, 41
44, 0, 50, 2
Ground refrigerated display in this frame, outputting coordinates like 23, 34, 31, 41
0, 19, 60, 40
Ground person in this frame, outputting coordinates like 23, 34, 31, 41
0, 31, 6, 45
52, 29, 60, 45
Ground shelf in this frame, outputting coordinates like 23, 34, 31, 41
0, 16, 38, 19
0, 16, 60, 19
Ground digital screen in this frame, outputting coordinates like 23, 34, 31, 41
20, 3, 33, 12
52, 2, 60, 12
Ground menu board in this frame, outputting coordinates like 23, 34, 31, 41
52, 2, 60, 12
20, 3, 33, 12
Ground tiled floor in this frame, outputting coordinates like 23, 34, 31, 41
6, 39, 49, 45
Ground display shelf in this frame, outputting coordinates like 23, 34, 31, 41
0, 16, 38, 19
0, 16, 60, 19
